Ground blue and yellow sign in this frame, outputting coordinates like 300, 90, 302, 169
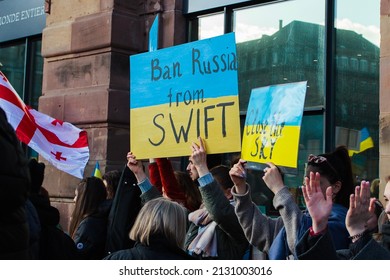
130, 33, 241, 159
242, 81, 307, 168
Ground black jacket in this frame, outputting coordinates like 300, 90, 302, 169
105, 166, 141, 255
74, 209, 108, 260
104, 235, 195, 260
296, 229, 390, 260
30, 193, 77, 259
0, 108, 30, 259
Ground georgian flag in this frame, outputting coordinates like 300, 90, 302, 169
0, 71, 89, 179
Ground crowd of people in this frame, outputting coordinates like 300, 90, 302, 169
1, 106, 389, 260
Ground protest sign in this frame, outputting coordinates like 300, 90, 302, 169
130, 33, 241, 159
241, 81, 307, 168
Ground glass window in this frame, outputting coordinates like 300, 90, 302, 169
335, 0, 379, 182
29, 39, 43, 109
187, 0, 379, 200
233, 0, 326, 111
0, 37, 43, 158
198, 13, 224, 40
350, 57, 358, 70
0, 43, 26, 98
285, 114, 324, 189
0, 38, 43, 108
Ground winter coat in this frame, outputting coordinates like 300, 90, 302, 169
296, 229, 390, 260
0, 108, 30, 259
74, 209, 108, 260
30, 193, 77, 259
233, 185, 350, 259
104, 235, 194, 260
105, 166, 141, 255
185, 179, 248, 260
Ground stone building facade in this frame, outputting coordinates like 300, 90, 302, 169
380, 0, 390, 200
41, 0, 186, 229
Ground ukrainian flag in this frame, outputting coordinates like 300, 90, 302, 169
349, 127, 374, 156
92, 161, 102, 179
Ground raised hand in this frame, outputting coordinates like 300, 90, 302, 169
126, 152, 146, 182
346, 180, 376, 239
302, 171, 333, 233
229, 159, 247, 194
190, 137, 209, 177
262, 162, 284, 194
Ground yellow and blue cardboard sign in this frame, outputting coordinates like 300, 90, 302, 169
130, 33, 241, 159
241, 81, 307, 168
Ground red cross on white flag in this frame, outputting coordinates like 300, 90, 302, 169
0, 71, 89, 179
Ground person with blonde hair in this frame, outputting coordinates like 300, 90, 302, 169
104, 197, 194, 260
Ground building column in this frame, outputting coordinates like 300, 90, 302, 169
380, 0, 390, 201
40, 0, 186, 230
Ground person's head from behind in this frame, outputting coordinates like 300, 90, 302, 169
210, 165, 234, 200
69, 176, 107, 238
129, 197, 187, 249
370, 178, 380, 199
174, 171, 202, 212
367, 199, 385, 234
305, 146, 354, 208
102, 169, 121, 200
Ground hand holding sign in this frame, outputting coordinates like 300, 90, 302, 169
126, 152, 146, 183
229, 159, 247, 194
262, 162, 285, 194
190, 137, 209, 178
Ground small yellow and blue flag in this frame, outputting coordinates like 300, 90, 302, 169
349, 127, 374, 156
92, 161, 102, 179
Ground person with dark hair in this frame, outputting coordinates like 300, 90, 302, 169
28, 158, 77, 259
296, 173, 390, 259
174, 171, 202, 212
210, 165, 234, 199
186, 153, 224, 184
104, 198, 194, 260
306, 146, 355, 210
0, 108, 30, 259
69, 176, 108, 259
105, 166, 141, 256
100, 169, 121, 223
370, 178, 380, 199
229, 146, 354, 259
102, 170, 121, 200
184, 137, 248, 259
